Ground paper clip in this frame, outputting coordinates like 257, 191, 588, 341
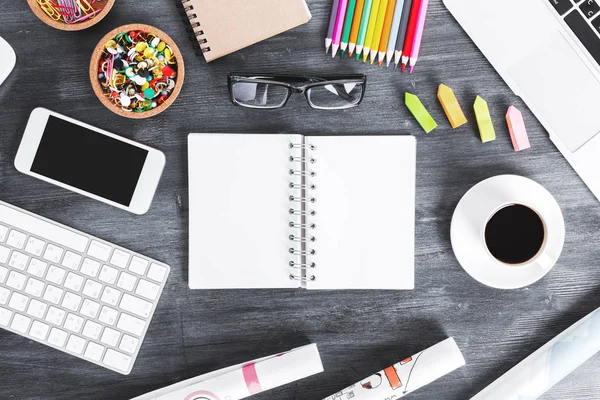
36, 0, 62, 21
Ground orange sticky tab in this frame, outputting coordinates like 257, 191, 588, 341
438, 84, 467, 129
384, 366, 402, 389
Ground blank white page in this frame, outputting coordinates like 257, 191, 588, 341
307, 136, 416, 290
188, 133, 300, 289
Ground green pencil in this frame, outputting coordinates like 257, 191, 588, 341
340, 0, 358, 57
355, 0, 374, 60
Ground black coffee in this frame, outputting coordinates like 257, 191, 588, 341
484, 204, 545, 264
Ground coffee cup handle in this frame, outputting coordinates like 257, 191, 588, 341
537, 252, 555, 271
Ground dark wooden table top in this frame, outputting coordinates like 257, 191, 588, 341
1, 1, 600, 399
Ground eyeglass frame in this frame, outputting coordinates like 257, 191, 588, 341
227, 73, 367, 110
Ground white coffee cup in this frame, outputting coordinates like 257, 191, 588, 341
450, 175, 565, 289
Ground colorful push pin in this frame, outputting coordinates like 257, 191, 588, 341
474, 96, 496, 143
438, 84, 467, 129
405, 92, 438, 133
506, 106, 531, 151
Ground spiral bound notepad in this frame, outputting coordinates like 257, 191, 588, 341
188, 134, 416, 290
178, 0, 312, 62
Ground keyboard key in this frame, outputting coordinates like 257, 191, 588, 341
110, 249, 130, 269
43, 285, 64, 304
7, 271, 27, 290
82, 280, 102, 299
88, 241, 111, 262
80, 299, 100, 319
99, 306, 118, 326
66, 335, 86, 354
117, 313, 145, 336
25, 237, 45, 257
8, 251, 29, 270
82, 320, 103, 340
9, 292, 29, 312
580, 0, 600, 18
45, 306, 66, 326
0, 287, 9, 304
62, 292, 82, 312
25, 278, 45, 297
120, 294, 152, 319
0, 265, 7, 283
129, 257, 148, 275
101, 287, 121, 306
99, 265, 119, 285
0, 225, 8, 242
103, 349, 132, 373
549, 0, 573, 15
62, 251, 82, 270
0, 245, 10, 263
30, 320, 50, 340
27, 258, 48, 278
64, 313, 84, 333
64, 272, 84, 292
27, 299, 47, 319
0, 307, 12, 326
48, 327, 68, 347
135, 279, 160, 301
119, 334, 139, 354
11, 313, 31, 333
147, 264, 167, 283
43, 244, 64, 264
85, 342, 105, 361
101, 327, 121, 347
81, 258, 100, 277
6, 230, 27, 249
565, 10, 600, 65
117, 272, 137, 291
46, 265, 67, 285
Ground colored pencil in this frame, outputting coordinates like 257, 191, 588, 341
376, 0, 397, 66
325, 0, 340, 54
332, 0, 349, 58
408, 0, 430, 72
393, 0, 413, 67
340, 0, 358, 57
362, 0, 382, 62
400, 0, 421, 71
385, 0, 405, 66
348, 0, 366, 57
354, 0, 374, 59
368, 0, 389, 64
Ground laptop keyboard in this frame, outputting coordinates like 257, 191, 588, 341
549, 0, 600, 65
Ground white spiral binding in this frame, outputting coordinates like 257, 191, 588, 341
288, 141, 317, 283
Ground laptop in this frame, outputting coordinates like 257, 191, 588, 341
444, 0, 600, 202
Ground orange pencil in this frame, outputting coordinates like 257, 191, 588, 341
377, 0, 397, 66
348, 0, 366, 57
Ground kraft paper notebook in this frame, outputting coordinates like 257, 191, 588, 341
179, 0, 312, 62
188, 134, 416, 290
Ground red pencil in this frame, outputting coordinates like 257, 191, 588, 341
400, 0, 422, 72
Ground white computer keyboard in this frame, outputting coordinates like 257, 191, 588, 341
0, 200, 170, 375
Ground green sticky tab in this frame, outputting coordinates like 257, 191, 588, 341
405, 93, 438, 133
474, 96, 496, 143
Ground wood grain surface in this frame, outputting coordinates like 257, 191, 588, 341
1, 1, 600, 399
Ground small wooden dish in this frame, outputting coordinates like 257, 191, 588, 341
27, 0, 115, 31
89, 24, 185, 119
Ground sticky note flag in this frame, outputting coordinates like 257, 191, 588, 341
405, 92, 437, 133
474, 96, 496, 143
506, 106, 531, 151
438, 84, 467, 129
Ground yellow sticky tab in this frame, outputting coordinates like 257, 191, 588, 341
438, 84, 467, 129
405, 93, 437, 134
474, 96, 496, 143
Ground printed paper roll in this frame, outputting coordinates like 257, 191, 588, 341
472, 308, 600, 400
323, 337, 465, 400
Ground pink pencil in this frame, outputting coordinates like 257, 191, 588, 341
331, 0, 349, 58
408, 0, 430, 73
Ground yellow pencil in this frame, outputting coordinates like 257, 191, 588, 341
362, 0, 382, 63
368, 0, 390, 64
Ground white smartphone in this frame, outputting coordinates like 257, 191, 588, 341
15, 108, 166, 215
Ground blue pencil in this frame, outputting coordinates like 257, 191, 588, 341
385, 0, 405, 66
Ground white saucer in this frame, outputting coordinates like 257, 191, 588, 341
450, 175, 565, 289
0, 36, 15, 86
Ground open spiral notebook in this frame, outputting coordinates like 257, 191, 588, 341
188, 134, 416, 290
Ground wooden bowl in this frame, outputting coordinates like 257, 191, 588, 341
27, 0, 115, 31
89, 24, 185, 119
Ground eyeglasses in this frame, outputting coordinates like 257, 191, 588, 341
228, 74, 367, 110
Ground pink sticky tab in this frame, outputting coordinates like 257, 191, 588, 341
506, 106, 531, 152
242, 362, 263, 394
